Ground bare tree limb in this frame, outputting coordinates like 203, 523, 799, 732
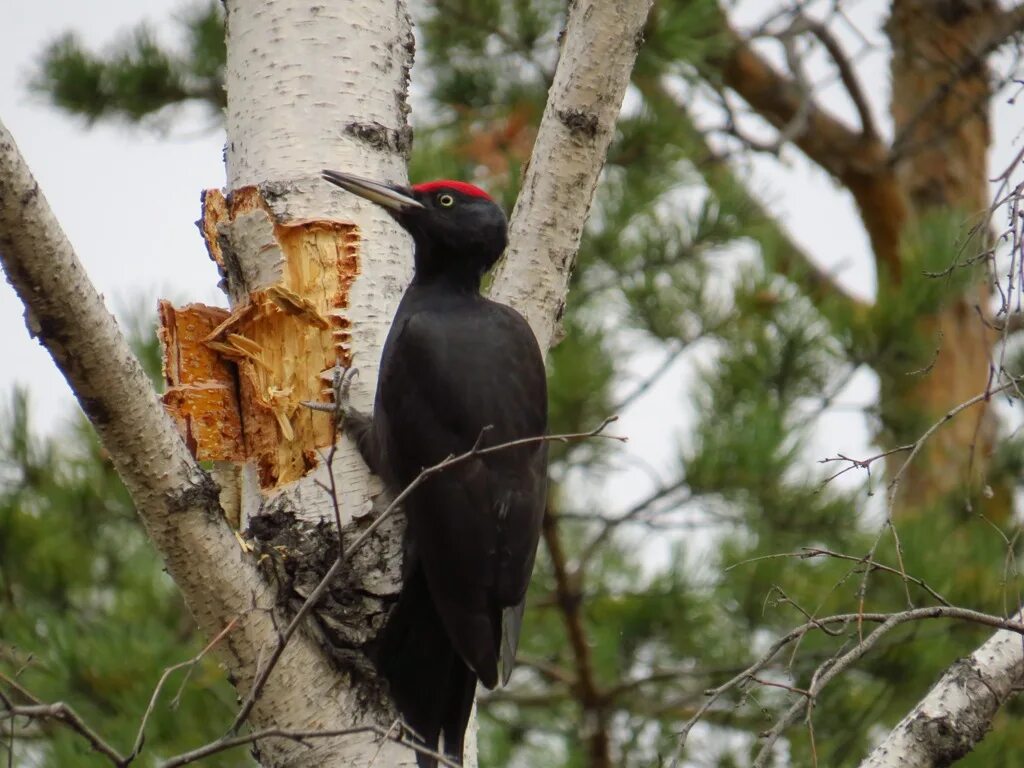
0, 117, 409, 765
794, 16, 878, 139
489, 0, 655, 348
858, 609, 1024, 767
0, 703, 125, 766
710, 3, 908, 281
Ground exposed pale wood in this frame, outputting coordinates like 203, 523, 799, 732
177, 188, 363, 487
159, 301, 243, 462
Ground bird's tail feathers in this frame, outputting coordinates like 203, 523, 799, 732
499, 601, 526, 686
376, 563, 475, 767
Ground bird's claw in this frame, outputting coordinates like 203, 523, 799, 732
331, 364, 359, 420
303, 364, 359, 424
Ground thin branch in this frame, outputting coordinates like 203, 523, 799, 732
818, 443, 914, 485
887, 377, 1022, 507
128, 617, 242, 762
796, 16, 878, 139
161, 725, 461, 768
0, 703, 125, 766
709, 2, 907, 280
575, 478, 690, 570
611, 343, 690, 413
227, 417, 625, 734
800, 547, 951, 607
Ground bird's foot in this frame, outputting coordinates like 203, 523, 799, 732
302, 364, 359, 425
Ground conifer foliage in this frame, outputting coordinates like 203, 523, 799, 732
9, 1, 1024, 766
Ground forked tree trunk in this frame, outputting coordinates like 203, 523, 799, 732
156, 0, 653, 765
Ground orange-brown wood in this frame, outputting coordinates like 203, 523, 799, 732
160, 187, 360, 488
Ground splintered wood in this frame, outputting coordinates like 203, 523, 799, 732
160, 186, 359, 488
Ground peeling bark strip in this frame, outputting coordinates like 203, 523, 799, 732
160, 187, 361, 488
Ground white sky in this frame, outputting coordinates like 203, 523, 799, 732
1, 0, 225, 434
0, 1, 1020, 525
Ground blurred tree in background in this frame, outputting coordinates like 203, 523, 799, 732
7, 1, 1024, 766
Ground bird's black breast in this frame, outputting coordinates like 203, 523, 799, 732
375, 286, 547, 484
372, 284, 548, 686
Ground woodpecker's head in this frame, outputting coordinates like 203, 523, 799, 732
322, 170, 507, 286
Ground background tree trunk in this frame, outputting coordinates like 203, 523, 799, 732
881, 0, 1000, 516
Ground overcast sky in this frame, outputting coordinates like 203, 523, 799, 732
1, 0, 225, 434
1, 1, 1020, 523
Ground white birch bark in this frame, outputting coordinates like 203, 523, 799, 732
224, 0, 415, 525
216, 0, 418, 764
0, 119, 387, 766
858, 610, 1024, 768
489, 0, 655, 349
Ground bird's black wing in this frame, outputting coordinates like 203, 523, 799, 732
376, 298, 547, 688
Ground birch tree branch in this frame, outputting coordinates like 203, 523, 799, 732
857, 609, 1024, 768
489, 0, 655, 347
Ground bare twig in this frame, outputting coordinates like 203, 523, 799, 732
799, 547, 951, 607
796, 16, 877, 138
576, 478, 690, 569
128, 617, 242, 762
161, 725, 461, 768
0, 703, 125, 766
887, 377, 1022, 507
226, 417, 625, 735
818, 444, 914, 485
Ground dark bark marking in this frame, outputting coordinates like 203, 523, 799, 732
558, 108, 599, 138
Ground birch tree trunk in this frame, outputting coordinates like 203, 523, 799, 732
175, 0, 422, 764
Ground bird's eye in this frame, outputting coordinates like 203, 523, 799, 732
438, 194, 455, 208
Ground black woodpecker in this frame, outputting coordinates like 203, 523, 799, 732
321, 170, 548, 767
